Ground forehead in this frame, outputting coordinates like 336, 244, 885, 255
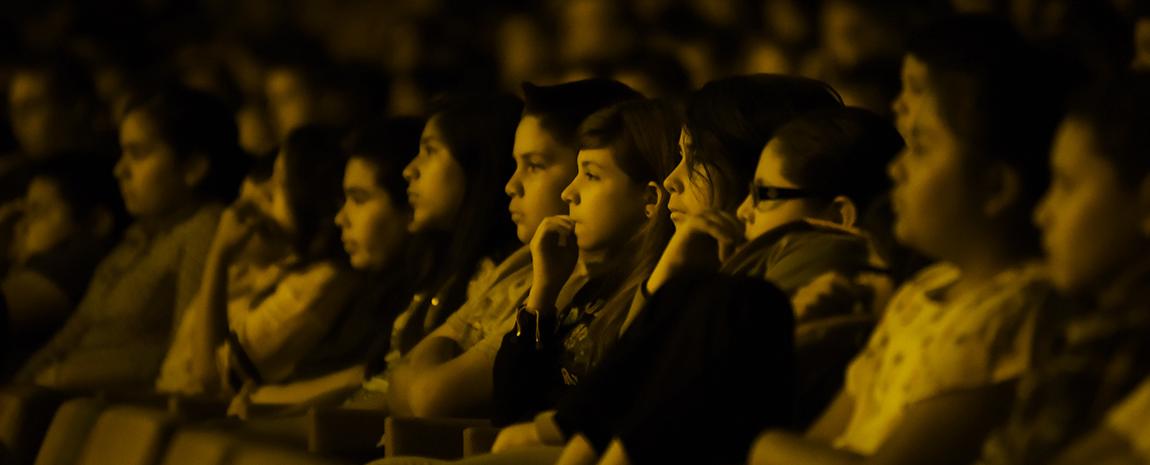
514, 115, 561, 154
576, 147, 619, 169
120, 110, 158, 141
345, 158, 381, 186
422, 116, 445, 141
901, 54, 928, 80
1051, 119, 1100, 168
9, 71, 51, 100
755, 141, 798, 186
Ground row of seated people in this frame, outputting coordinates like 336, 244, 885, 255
1, 13, 1149, 465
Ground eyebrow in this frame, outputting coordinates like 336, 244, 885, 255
580, 160, 604, 170
514, 151, 547, 161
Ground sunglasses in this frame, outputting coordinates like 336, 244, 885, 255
748, 183, 829, 206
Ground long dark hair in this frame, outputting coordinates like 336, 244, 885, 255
418, 93, 524, 314
278, 125, 349, 264
683, 74, 843, 211
576, 99, 680, 358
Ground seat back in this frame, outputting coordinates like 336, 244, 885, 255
75, 405, 174, 465
33, 397, 108, 465
160, 429, 237, 465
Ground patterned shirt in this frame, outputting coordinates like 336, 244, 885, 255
836, 262, 1055, 455
978, 259, 1150, 465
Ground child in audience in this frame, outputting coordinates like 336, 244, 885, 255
15, 86, 245, 390
749, 15, 1072, 465
471, 74, 851, 462
230, 117, 428, 406
490, 98, 679, 426
976, 73, 1150, 465
387, 80, 641, 418
537, 106, 903, 465
2, 154, 126, 378
156, 125, 362, 398
342, 93, 526, 409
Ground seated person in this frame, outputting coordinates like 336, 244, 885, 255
976, 74, 1150, 465
14, 86, 245, 390
489, 99, 680, 426
750, 15, 1073, 465
156, 126, 363, 398
386, 79, 642, 418
339, 93, 528, 410
2, 154, 126, 378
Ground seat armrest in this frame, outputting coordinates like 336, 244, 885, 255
462, 426, 501, 457
382, 417, 491, 460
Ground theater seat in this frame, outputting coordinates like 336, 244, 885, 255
160, 429, 238, 465
75, 405, 175, 465
34, 397, 108, 465
0, 385, 73, 465
228, 444, 349, 465
382, 416, 490, 460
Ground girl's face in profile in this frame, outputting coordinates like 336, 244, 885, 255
114, 110, 201, 220
1034, 119, 1149, 295
403, 117, 467, 233
736, 140, 822, 242
886, 93, 984, 260
561, 147, 654, 252
892, 54, 928, 140
663, 128, 715, 226
336, 158, 410, 271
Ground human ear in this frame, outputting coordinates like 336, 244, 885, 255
182, 154, 210, 189
643, 181, 664, 219
827, 195, 858, 228
982, 163, 1021, 218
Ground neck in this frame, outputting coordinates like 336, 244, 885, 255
946, 237, 1032, 293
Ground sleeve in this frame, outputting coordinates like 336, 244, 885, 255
490, 305, 563, 426
986, 285, 1048, 384
174, 209, 220, 327
1106, 377, 1150, 460
223, 264, 359, 384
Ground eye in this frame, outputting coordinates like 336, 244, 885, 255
526, 162, 545, 173
583, 171, 599, 181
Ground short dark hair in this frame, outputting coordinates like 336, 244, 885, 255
123, 85, 248, 203
423, 93, 524, 290
771, 106, 903, 212
344, 116, 425, 212
521, 78, 642, 148
1067, 72, 1150, 189
684, 74, 843, 211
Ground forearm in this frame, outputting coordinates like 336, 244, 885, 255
389, 337, 461, 416
193, 248, 232, 387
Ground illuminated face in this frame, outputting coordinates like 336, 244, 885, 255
892, 54, 928, 140
736, 140, 822, 241
506, 115, 579, 243
403, 117, 466, 232
114, 110, 200, 219
1034, 119, 1147, 295
336, 158, 410, 270
886, 94, 983, 260
562, 148, 651, 252
663, 128, 714, 227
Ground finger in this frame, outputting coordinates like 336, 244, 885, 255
692, 214, 742, 244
